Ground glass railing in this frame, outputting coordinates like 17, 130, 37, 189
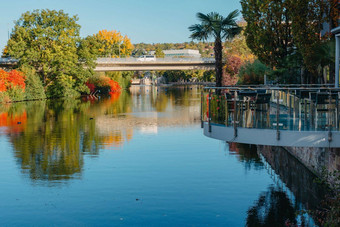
201, 86, 340, 132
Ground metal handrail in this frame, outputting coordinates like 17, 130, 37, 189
201, 86, 340, 133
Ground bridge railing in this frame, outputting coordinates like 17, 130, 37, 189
0, 58, 19, 64
201, 85, 340, 132
96, 57, 215, 63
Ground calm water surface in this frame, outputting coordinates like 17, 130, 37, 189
0, 86, 322, 226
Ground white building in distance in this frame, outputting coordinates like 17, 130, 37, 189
149, 49, 201, 58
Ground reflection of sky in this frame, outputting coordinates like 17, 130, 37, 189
139, 125, 158, 134
0, 87, 323, 226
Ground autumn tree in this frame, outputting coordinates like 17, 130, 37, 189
241, 0, 337, 83
290, 0, 332, 83
222, 55, 242, 86
6, 9, 95, 97
94, 30, 133, 58
241, 0, 293, 68
224, 21, 255, 62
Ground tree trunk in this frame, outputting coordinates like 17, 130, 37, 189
214, 38, 223, 87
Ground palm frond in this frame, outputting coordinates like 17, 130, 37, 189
222, 10, 240, 26
222, 26, 242, 40
196, 12, 211, 24
188, 24, 209, 41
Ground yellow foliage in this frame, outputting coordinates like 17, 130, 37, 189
95, 30, 133, 57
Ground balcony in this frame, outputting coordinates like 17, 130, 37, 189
201, 85, 340, 148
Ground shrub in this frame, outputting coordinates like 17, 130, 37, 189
21, 66, 46, 100
238, 60, 269, 85
86, 75, 121, 95
0, 69, 26, 102
105, 71, 133, 88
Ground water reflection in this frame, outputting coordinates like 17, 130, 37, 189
0, 86, 201, 183
229, 143, 325, 226
247, 185, 297, 227
228, 143, 264, 171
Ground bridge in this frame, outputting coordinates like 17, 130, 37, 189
0, 57, 216, 71
94, 57, 215, 71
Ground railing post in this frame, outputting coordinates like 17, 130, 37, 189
201, 90, 204, 128
328, 91, 332, 142
288, 91, 292, 116
208, 90, 212, 133
276, 91, 280, 140
234, 90, 238, 138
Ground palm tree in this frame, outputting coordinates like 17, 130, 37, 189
189, 10, 242, 87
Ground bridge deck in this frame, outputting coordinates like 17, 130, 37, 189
0, 57, 216, 71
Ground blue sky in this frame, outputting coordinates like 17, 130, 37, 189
0, 0, 242, 51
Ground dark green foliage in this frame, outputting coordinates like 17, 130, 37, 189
238, 60, 269, 85
163, 71, 188, 83
241, 0, 333, 83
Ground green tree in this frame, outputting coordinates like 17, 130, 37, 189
289, 0, 330, 83
155, 47, 165, 58
241, 0, 335, 83
6, 9, 95, 97
241, 0, 293, 68
21, 66, 46, 100
189, 10, 242, 87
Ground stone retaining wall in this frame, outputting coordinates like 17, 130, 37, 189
282, 147, 340, 177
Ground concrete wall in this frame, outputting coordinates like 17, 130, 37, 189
282, 146, 340, 177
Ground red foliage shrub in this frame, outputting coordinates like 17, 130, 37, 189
8, 70, 25, 90
108, 80, 121, 94
86, 82, 96, 93
222, 55, 243, 86
86, 76, 121, 95
0, 69, 26, 92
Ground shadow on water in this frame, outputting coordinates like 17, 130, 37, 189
228, 143, 264, 171
228, 143, 325, 226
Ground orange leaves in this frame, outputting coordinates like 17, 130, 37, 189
86, 75, 121, 95
107, 79, 121, 94
8, 70, 25, 90
0, 111, 27, 133
0, 69, 26, 92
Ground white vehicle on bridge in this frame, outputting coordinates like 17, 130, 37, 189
137, 55, 156, 62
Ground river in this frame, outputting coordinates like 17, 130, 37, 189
0, 86, 324, 226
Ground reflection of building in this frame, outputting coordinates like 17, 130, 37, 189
150, 49, 201, 58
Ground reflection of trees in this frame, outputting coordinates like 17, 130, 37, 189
246, 186, 297, 227
228, 143, 264, 171
5, 92, 133, 182
3, 87, 202, 183
150, 92, 168, 112
167, 86, 201, 107
258, 146, 325, 211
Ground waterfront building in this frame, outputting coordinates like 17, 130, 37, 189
149, 49, 201, 58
